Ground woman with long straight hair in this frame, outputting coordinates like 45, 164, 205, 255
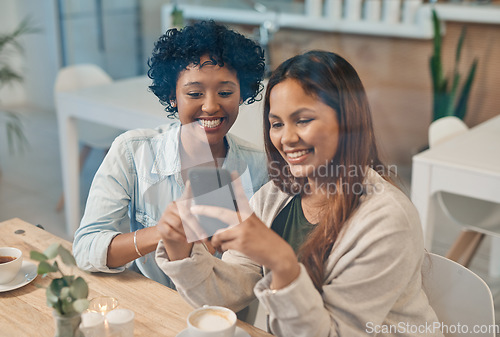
156, 50, 443, 336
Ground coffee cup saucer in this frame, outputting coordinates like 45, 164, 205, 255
0, 261, 37, 292
176, 326, 250, 337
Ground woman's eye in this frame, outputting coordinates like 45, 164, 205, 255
219, 91, 233, 97
187, 92, 202, 98
297, 119, 313, 125
270, 122, 283, 129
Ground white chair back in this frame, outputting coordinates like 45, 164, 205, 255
428, 116, 468, 148
55, 64, 112, 93
428, 116, 499, 233
422, 253, 495, 337
55, 64, 123, 148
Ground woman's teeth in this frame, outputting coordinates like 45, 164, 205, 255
198, 118, 223, 128
287, 149, 312, 159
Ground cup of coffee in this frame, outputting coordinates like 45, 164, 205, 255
0, 247, 23, 284
187, 305, 236, 337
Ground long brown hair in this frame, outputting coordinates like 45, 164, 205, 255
263, 51, 390, 292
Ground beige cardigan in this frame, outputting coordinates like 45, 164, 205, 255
156, 169, 443, 337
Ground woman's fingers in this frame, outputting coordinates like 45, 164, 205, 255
191, 204, 241, 228
182, 180, 194, 200
158, 202, 187, 241
210, 224, 239, 251
230, 171, 253, 220
176, 199, 208, 242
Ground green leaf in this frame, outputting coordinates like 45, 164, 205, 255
44, 243, 60, 259
2, 110, 30, 155
30, 250, 48, 262
455, 58, 478, 120
52, 300, 63, 314
37, 261, 57, 275
60, 286, 71, 300
63, 275, 75, 285
46, 286, 58, 304
52, 260, 60, 273
455, 26, 467, 64
72, 299, 89, 313
70, 277, 88, 299
49, 278, 67, 297
61, 300, 76, 315
432, 9, 441, 58
430, 8, 477, 122
58, 245, 76, 267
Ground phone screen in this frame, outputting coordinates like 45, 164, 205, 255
188, 167, 239, 239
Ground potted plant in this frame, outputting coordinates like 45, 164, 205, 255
30, 243, 89, 337
430, 9, 478, 122
0, 18, 37, 154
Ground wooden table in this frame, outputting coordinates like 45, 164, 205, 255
0, 218, 273, 336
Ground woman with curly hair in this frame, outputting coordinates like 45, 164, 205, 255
155, 51, 443, 336
73, 21, 268, 288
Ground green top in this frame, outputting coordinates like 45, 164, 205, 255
271, 194, 316, 254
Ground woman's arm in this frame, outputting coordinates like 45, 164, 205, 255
73, 135, 135, 272
156, 241, 263, 312
106, 226, 162, 268
254, 195, 437, 337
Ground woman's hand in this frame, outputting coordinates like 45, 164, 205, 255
157, 181, 215, 260
191, 173, 301, 289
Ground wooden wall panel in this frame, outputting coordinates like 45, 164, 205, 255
233, 22, 500, 167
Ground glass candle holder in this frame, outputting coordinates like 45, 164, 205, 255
87, 296, 118, 316
106, 309, 135, 337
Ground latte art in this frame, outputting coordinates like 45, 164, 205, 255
191, 309, 233, 331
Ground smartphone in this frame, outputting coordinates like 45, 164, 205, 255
188, 167, 239, 239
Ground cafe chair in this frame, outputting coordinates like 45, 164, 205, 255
429, 116, 500, 273
54, 64, 124, 211
422, 253, 495, 337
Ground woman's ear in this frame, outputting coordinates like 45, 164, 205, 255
170, 100, 177, 108
239, 97, 244, 105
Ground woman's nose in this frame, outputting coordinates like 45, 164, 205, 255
201, 94, 219, 115
281, 125, 299, 145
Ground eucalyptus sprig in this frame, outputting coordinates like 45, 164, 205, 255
30, 244, 89, 316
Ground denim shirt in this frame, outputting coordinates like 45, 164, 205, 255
73, 122, 268, 288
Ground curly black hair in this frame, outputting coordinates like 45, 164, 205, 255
147, 20, 265, 119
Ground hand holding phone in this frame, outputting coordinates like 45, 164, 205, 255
187, 167, 240, 240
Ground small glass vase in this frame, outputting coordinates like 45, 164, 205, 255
53, 311, 83, 337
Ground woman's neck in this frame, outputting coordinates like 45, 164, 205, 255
179, 128, 227, 166
301, 186, 327, 224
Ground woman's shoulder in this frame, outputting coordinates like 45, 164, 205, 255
344, 169, 423, 246
116, 122, 179, 142
249, 182, 292, 225
226, 133, 265, 156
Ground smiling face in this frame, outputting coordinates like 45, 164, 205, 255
268, 78, 340, 181
176, 55, 241, 157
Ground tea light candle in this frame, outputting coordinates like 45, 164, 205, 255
79, 311, 105, 337
87, 296, 118, 315
106, 309, 135, 337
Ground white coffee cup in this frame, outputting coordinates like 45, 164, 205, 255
187, 305, 236, 337
106, 308, 134, 337
0, 247, 23, 284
